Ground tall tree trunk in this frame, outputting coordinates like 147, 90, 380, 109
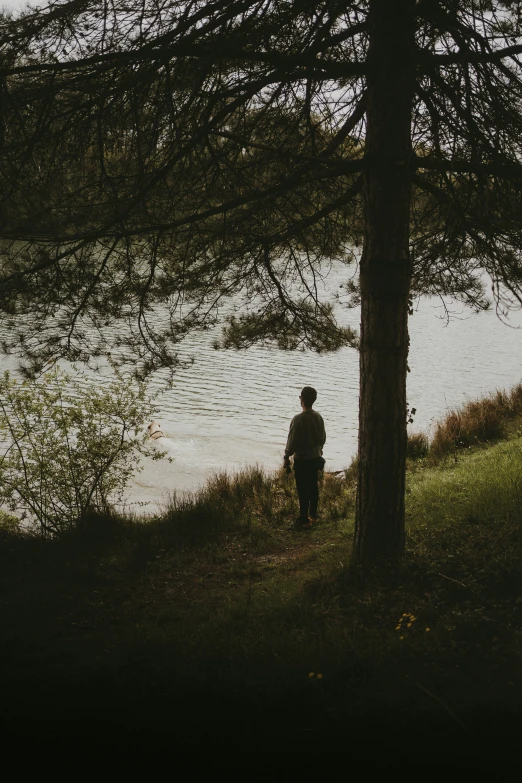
353, 0, 415, 564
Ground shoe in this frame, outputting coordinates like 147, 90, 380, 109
288, 518, 312, 531
308, 516, 319, 524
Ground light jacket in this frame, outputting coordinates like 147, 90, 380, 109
285, 409, 326, 460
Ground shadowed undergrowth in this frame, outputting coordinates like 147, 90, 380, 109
2, 385, 522, 751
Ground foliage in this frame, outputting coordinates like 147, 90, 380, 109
1, 2, 522, 373
0, 507, 19, 531
0, 368, 163, 535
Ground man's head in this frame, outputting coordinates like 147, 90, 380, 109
300, 386, 317, 409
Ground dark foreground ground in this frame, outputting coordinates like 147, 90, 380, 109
3, 677, 522, 765
2, 431, 522, 765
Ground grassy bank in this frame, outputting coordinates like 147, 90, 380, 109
2, 391, 522, 756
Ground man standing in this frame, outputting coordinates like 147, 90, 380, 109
284, 386, 326, 531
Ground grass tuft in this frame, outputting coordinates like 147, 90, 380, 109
430, 383, 522, 458
407, 431, 430, 460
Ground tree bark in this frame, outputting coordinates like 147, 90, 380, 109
353, 0, 415, 564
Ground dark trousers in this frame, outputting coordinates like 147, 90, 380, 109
294, 457, 321, 520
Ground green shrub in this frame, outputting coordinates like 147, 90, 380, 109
0, 368, 163, 535
0, 509, 19, 531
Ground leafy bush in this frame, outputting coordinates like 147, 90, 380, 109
0, 368, 163, 535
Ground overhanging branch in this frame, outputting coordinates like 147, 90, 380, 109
415, 155, 522, 183
418, 44, 522, 69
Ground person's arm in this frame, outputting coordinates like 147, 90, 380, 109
319, 414, 326, 454
284, 416, 298, 461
